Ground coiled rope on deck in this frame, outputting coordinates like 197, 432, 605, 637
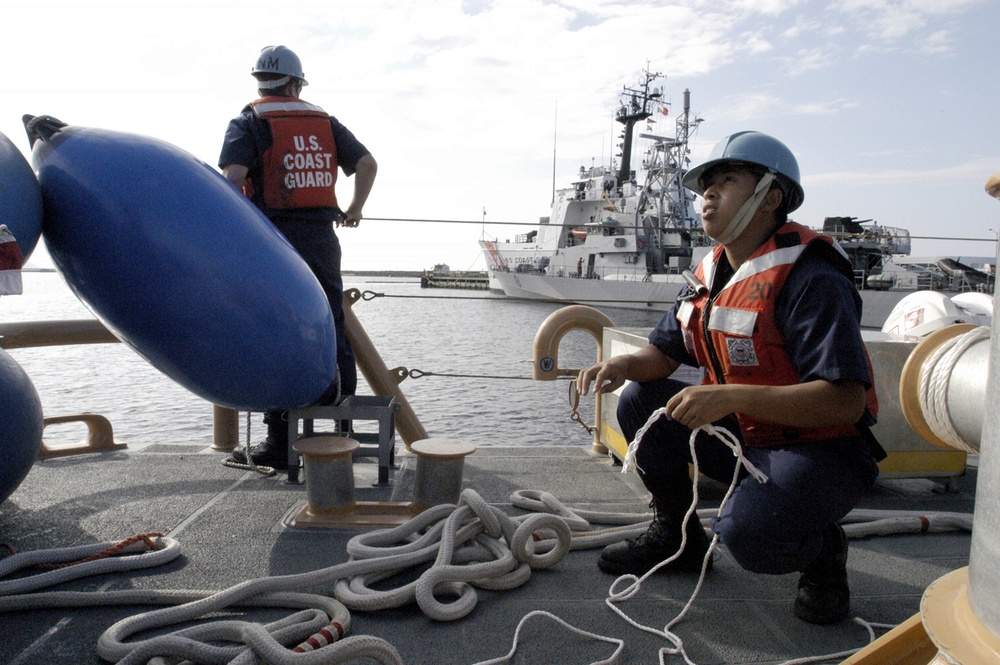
0, 460, 974, 663
0, 489, 974, 664
0, 486, 662, 664
918, 325, 991, 453
0, 489, 597, 665
0, 534, 181, 595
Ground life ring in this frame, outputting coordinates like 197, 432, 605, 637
585, 181, 592, 190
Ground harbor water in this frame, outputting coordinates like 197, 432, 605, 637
0, 271, 665, 450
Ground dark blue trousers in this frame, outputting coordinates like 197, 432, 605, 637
271, 218, 357, 398
617, 377, 878, 574
257, 219, 357, 445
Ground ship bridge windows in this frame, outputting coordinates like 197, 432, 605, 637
600, 220, 623, 236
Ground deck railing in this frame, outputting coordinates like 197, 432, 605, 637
0, 319, 240, 454
0, 288, 430, 457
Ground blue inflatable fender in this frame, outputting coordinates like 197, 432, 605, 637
0, 348, 43, 505
24, 115, 338, 411
0, 129, 43, 262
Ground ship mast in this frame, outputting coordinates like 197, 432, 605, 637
672, 88, 699, 226
631, 76, 704, 274
615, 67, 662, 186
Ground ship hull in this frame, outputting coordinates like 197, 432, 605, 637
490, 270, 682, 311
489, 268, 960, 330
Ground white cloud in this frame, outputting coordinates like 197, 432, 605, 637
791, 98, 858, 115
780, 48, 831, 75
832, 0, 985, 44
3, 0, 997, 271
728, 0, 805, 15
807, 157, 1000, 186
921, 30, 955, 55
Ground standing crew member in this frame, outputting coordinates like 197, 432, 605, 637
220, 45, 377, 469
576, 131, 883, 624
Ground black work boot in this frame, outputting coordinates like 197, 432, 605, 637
598, 504, 711, 576
228, 412, 289, 470
794, 523, 850, 624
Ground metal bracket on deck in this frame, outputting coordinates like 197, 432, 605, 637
39, 413, 127, 459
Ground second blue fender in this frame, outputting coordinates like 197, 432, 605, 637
0, 129, 43, 262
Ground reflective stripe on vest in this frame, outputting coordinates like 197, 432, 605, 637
248, 97, 339, 210
678, 222, 878, 446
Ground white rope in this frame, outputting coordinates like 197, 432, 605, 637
509, 489, 651, 549
0, 536, 182, 595
776, 617, 897, 664
0, 489, 579, 665
471, 610, 624, 665
622, 406, 666, 475
842, 511, 973, 538
0, 539, 400, 665
605, 408, 946, 664
0, 466, 972, 663
918, 325, 991, 453
610, 422, 767, 665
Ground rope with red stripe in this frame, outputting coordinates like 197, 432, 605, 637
294, 621, 345, 653
34, 532, 164, 570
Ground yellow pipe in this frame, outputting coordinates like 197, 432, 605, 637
0, 308, 430, 450
212, 404, 239, 451
0, 319, 119, 349
533, 305, 615, 454
839, 613, 937, 664
343, 288, 428, 447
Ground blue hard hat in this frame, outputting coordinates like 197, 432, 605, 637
682, 131, 804, 212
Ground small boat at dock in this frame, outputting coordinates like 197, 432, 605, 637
420, 263, 489, 290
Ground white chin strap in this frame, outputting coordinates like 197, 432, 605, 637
714, 172, 775, 245
256, 75, 292, 89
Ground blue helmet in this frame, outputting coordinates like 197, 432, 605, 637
682, 131, 804, 212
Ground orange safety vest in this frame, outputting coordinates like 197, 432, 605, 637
247, 97, 339, 210
676, 222, 879, 447
0, 225, 23, 296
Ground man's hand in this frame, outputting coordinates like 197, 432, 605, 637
576, 359, 629, 397
665, 379, 867, 431
337, 207, 363, 228
338, 154, 377, 229
665, 384, 735, 430
576, 344, 680, 398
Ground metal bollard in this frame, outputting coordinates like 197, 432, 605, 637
410, 438, 476, 510
293, 436, 360, 516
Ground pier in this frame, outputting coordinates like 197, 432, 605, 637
420, 269, 489, 290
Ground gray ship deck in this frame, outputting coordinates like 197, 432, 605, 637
0, 442, 975, 664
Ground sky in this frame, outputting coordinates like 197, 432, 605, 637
3, 0, 999, 272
